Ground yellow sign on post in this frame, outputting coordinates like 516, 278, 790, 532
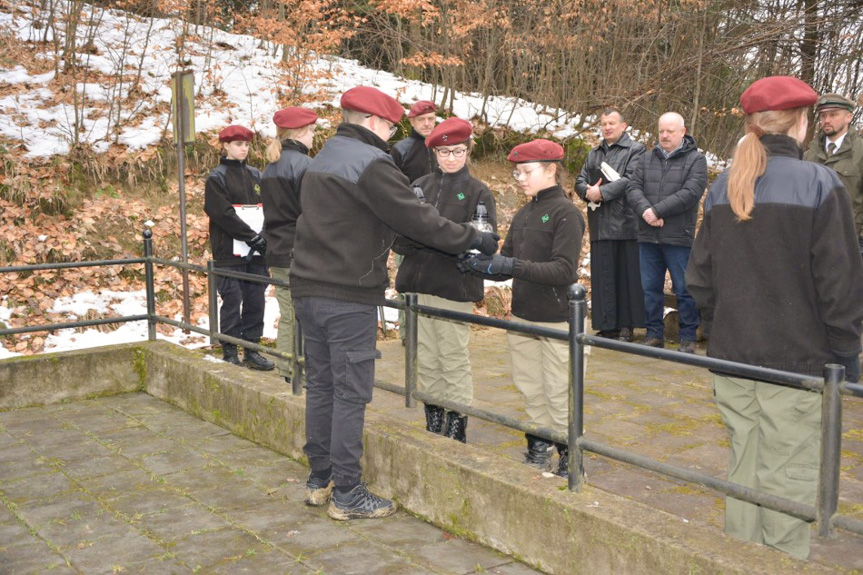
171, 70, 195, 144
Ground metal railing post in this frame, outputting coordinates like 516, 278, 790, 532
818, 363, 844, 537
292, 318, 303, 396
568, 284, 587, 491
207, 261, 218, 346
404, 293, 419, 408
143, 229, 157, 341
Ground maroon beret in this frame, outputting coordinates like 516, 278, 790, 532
507, 139, 564, 163
273, 107, 318, 129
407, 100, 437, 118
219, 125, 254, 143
425, 117, 472, 148
739, 76, 817, 114
340, 86, 405, 125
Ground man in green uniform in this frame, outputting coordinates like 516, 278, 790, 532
804, 93, 863, 254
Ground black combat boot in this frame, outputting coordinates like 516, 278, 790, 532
424, 404, 445, 434
243, 349, 275, 371
443, 411, 467, 443
555, 443, 569, 478
524, 434, 553, 470
222, 343, 242, 366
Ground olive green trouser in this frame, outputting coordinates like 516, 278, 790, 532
396, 254, 406, 342
507, 319, 590, 435
270, 266, 294, 379
416, 294, 474, 406
713, 374, 821, 559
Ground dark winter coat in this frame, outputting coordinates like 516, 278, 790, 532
394, 166, 497, 302
575, 132, 646, 241
204, 157, 264, 266
804, 129, 863, 237
502, 186, 585, 323
260, 140, 310, 269
626, 134, 708, 247
290, 123, 480, 306
686, 134, 863, 377
391, 129, 437, 184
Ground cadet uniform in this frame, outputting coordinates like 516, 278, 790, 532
394, 117, 497, 442
687, 77, 863, 558
290, 87, 499, 520
461, 139, 586, 477
261, 107, 318, 381
204, 125, 272, 370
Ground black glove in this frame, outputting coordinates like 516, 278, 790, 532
460, 254, 515, 276
835, 354, 861, 383
469, 231, 500, 256
246, 234, 267, 256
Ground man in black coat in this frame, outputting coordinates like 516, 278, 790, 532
626, 112, 708, 352
575, 108, 646, 342
391, 100, 437, 183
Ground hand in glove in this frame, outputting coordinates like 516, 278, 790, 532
246, 234, 267, 256
468, 231, 500, 256
835, 354, 861, 383
458, 254, 515, 276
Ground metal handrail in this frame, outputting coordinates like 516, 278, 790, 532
396, 283, 860, 540
1, 229, 859, 541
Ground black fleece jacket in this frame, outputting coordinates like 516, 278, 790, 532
687, 134, 863, 376
394, 166, 497, 302
501, 186, 585, 323
290, 123, 481, 306
391, 129, 437, 184
261, 139, 310, 269
203, 157, 264, 266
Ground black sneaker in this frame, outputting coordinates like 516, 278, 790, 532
618, 328, 634, 342
223, 354, 242, 366
642, 337, 665, 348
327, 484, 397, 521
243, 350, 275, 371
304, 472, 334, 507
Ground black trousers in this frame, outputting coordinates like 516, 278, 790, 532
216, 262, 269, 344
589, 239, 645, 331
295, 296, 380, 488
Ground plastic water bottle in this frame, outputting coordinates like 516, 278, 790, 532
468, 200, 493, 254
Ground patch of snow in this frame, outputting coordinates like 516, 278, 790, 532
0, 1, 598, 159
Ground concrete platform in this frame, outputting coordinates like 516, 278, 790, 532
2, 331, 862, 574
0, 393, 542, 574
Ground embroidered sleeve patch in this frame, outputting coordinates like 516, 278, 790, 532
457, 193, 465, 200
541, 213, 550, 223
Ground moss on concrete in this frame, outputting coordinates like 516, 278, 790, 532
133, 348, 147, 390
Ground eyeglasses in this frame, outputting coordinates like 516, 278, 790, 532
368, 115, 398, 139
512, 166, 541, 180
386, 121, 398, 139
435, 148, 468, 158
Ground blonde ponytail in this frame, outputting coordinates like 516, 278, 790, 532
727, 107, 806, 221
265, 126, 311, 163
265, 137, 282, 163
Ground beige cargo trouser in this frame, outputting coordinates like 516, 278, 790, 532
270, 266, 294, 379
507, 318, 590, 435
416, 294, 474, 406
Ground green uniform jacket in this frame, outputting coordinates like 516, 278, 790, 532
804, 129, 863, 237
